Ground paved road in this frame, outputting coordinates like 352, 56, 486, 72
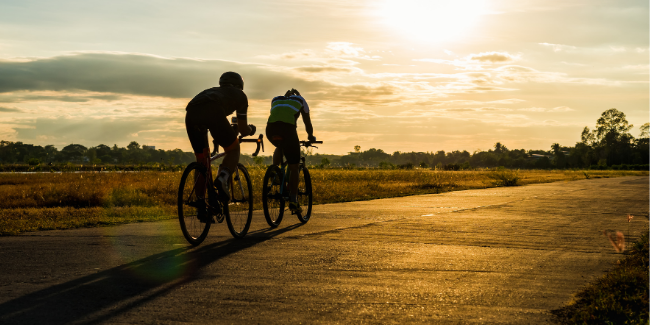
0, 176, 647, 324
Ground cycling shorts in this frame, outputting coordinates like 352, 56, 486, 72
266, 121, 300, 164
185, 103, 237, 154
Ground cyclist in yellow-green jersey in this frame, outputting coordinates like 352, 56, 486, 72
265, 88, 316, 213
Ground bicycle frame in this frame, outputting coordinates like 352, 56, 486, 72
203, 134, 264, 202
276, 140, 322, 198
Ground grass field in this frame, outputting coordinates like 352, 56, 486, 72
554, 232, 649, 324
0, 168, 646, 235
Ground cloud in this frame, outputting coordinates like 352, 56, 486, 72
0, 92, 124, 103
11, 115, 187, 148
257, 50, 316, 60
414, 51, 517, 68
0, 52, 333, 100
294, 66, 355, 73
539, 43, 577, 52
519, 106, 574, 112
325, 42, 381, 60
468, 52, 516, 63
0, 106, 21, 112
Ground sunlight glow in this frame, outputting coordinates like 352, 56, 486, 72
380, 0, 488, 43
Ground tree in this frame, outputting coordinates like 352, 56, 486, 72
551, 143, 566, 168
61, 144, 87, 162
595, 108, 633, 141
127, 141, 140, 151
494, 142, 508, 154
354, 145, 361, 153
582, 109, 636, 166
640, 123, 649, 138
580, 127, 595, 145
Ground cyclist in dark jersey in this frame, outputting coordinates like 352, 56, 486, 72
265, 88, 316, 213
185, 71, 256, 221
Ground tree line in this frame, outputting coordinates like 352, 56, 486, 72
1, 109, 647, 170
0, 141, 196, 166
307, 108, 648, 170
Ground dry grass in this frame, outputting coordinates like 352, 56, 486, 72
0, 168, 646, 235
553, 232, 649, 324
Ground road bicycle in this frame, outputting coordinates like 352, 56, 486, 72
262, 140, 323, 227
177, 127, 264, 246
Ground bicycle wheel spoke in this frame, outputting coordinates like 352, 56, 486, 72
262, 165, 285, 227
178, 163, 211, 246
225, 164, 253, 238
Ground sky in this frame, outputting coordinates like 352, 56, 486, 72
0, 0, 647, 155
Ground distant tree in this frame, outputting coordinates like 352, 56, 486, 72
354, 145, 361, 153
580, 126, 596, 145
494, 142, 508, 154
127, 141, 140, 151
61, 144, 87, 162
594, 108, 633, 141
640, 123, 649, 138
551, 143, 567, 168
579, 109, 637, 166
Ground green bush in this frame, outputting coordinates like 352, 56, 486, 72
489, 169, 520, 186
27, 158, 40, 166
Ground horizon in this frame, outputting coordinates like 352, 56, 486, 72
0, 0, 648, 155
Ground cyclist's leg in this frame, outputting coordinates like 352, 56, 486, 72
207, 107, 239, 199
288, 163, 300, 201
185, 112, 210, 199
265, 123, 285, 166
272, 147, 283, 166
220, 138, 240, 175
281, 127, 301, 203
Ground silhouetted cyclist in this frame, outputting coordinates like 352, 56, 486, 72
185, 71, 256, 222
265, 88, 316, 214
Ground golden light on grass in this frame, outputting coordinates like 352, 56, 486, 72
0, 169, 646, 235
379, 0, 488, 43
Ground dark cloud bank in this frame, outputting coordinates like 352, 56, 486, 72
0, 53, 336, 100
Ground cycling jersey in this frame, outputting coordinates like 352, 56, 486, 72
185, 86, 248, 154
267, 95, 309, 126
187, 87, 248, 117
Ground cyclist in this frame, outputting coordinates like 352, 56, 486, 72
265, 88, 316, 213
185, 71, 256, 221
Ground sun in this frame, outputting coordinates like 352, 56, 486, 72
380, 0, 488, 43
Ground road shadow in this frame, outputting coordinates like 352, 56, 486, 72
0, 223, 303, 325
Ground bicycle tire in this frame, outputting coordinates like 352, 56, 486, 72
296, 165, 313, 223
262, 165, 285, 227
178, 162, 211, 246
225, 163, 253, 238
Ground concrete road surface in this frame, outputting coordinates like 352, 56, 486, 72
0, 176, 647, 324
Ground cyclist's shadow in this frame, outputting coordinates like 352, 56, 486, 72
0, 223, 303, 325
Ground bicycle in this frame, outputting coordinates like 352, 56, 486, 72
262, 140, 323, 227
177, 127, 264, 246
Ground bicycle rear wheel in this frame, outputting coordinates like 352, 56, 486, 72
225, 163, 253, 238
178, 162, 211, 246
262, 165, 285, 227
296, 166, 313, 223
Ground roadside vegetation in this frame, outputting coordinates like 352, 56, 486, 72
0, 168, 646, 235
2, 109, 648, 171
554, 232, 649, 324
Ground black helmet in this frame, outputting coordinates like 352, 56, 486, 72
219, 71, 244, 90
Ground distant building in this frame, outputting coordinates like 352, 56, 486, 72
143, 145, 155, 150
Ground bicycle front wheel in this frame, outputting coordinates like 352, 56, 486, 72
178, 162, 211, 246
225, 163, 253, 238
296, 166, 313, 223
262, 165, 285, 227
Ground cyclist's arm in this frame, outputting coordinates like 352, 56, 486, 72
236, 115, 253, 136
300, 110, 314, 137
